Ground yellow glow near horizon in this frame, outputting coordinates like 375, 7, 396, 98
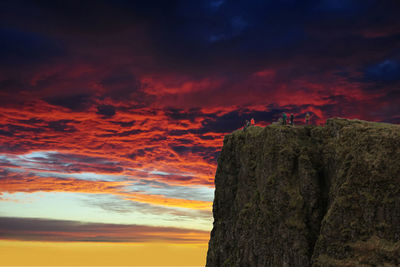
0, 240, 208, 266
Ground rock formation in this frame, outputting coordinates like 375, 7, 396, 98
206, 118, 400, 266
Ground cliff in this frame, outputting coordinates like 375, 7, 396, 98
206, 118, 400, 267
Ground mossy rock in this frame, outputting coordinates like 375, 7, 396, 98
207, 118, 400, 267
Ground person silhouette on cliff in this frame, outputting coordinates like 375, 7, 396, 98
282, 113, 287, 125
290, 113, 294, 126
243, 120, 250, 131
305, 112, 310, 125
250, 118, 255, 126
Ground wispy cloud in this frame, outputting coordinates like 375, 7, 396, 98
0, 168, 213, 211
0, 217, 209, 243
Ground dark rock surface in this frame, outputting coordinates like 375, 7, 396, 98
206, 118, 400, 267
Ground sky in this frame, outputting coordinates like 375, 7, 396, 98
0, 0, 400, 265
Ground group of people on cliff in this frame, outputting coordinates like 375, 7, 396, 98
243, 118, 255, 131
280, 112, 310, 126
242, 112, 311, 131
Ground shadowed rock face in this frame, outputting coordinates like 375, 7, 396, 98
206, 118, 400, 267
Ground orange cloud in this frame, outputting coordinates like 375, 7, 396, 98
0, 170, 212, 210
123, 193, 211, 210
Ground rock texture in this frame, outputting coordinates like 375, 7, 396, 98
206, 118, 400, 267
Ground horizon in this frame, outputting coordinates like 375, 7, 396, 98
1, 0, 399, 266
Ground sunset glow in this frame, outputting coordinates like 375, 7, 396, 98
1, 0, 399, 265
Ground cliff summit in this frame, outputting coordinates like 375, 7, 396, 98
206, 118, 400, 266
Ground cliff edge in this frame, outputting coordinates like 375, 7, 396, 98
206, 118, 400, 267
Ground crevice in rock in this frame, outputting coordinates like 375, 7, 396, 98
303, 135, 331, 263
308, 165, 331, 262
318, 168, 330, 223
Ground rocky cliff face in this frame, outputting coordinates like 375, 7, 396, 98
206, 118, 400, 267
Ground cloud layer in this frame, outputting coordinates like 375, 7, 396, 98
0, 0, 399, 243
0, 217, 209, 243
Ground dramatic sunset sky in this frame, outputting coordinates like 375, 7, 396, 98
0, 0, 399, 265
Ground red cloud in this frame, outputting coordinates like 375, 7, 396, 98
0, 37, 398, 210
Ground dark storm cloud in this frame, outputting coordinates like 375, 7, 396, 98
47, 120, 77, 133
0, 0, 397, 119
16, 118, 45, 125
171, 145, 213, 155
0, 124, 44, 135
44, 94, 92, 111
168, 129, 190, 136
0, 217, 208, 243
371, 90, 400, 124
98, 129, 145, 138
143, 1, 309, 73
364, 59, 400, 83
100, 71, 142, 101
0, 28, 64, 67
0, 78, 26, 93
165, 108, 205, 122
97, 104, 116, 118
134, 0, 398, 75
0, 129, 13, 137
126, 147, 155, 160
1, 0, 399, 84
0, 0, 392, 75
197, 108, 283, 134
0, 118, 81, 148
110, 120, 136, 127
